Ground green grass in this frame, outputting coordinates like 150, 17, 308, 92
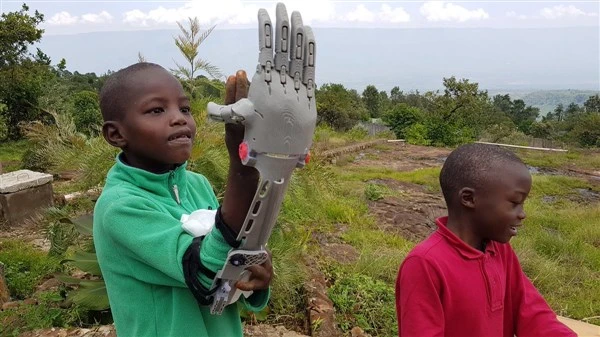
336, 166, 441, 192
516, 148, 600, 171
0, 291, 84, 337
0, 140, 31, 172
0, 240, 62, 299
327, 270, 397, 337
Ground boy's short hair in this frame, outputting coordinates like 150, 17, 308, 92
439, 143, 525, 206
99, 62, 166, 122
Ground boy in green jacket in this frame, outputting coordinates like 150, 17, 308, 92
94, 4, 316, 334
94, 63, 271, 336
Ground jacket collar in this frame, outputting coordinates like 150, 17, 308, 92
107, 153, 188, 202
435, 216, 497, 259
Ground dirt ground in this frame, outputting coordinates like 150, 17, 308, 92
353, 143, 450, 242
353, 143, 450, 173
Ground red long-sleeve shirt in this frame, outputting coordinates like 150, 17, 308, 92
396, 217, 576, 337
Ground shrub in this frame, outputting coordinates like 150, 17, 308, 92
70, 91, 101, 136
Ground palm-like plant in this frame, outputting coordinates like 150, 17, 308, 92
172, 18, 223, 93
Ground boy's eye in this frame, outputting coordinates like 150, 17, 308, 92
147, 107, 164, 114
180, 107, 191, 114
511, 200, 524, 207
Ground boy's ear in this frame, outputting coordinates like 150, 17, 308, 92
102, 121, 127, 148
458, 187, 476, 209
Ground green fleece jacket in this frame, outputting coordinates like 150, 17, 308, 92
93, 155, 269, 337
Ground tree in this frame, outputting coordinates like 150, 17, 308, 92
362, 85, 381, 118
316, 83, 368, 131
0, 4, 44, 67
379, 90, 390, 116
0, 4, 53, 139
492, 94, 512, 115
509, 99, 539, 134
433, 77, 492, 136
552, 104, 564, 122
564, 103, 583, 120
172, 17, 222, 97
571, 113, 600, 147
390, 86, 404, 103
584, 94, 600, 113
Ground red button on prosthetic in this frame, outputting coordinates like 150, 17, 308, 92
239, 142, 249, 161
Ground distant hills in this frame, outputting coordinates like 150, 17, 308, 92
488, 89, 600, 115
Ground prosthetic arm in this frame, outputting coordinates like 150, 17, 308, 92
206, 3, 317, 315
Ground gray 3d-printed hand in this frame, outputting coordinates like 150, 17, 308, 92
207, 2, 317, 165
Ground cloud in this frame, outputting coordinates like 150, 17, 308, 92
49, 10, 114, 25
506, 11, 527, 20
48, 11, 78, 25
540, 5, 598, 19
344, 5, 376, 22
82, 11, 113, 24
122, 0, 336, 27
420, 1, 489, 22
342, 4, 410, 23
380, 5, 410, 23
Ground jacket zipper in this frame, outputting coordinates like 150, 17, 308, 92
169, 171, 181, 205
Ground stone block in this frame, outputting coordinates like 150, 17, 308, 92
0, 170, 53, 227
0, 170, 53, 193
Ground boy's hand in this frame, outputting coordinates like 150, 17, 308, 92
223, 71, 252, 170
235, 252, 273, 291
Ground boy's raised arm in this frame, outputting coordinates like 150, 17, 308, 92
220, 70, 260, 234
396, 256, 445, 337
202, 2, 317, 314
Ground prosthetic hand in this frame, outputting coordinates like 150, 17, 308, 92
207, 3, 317, 315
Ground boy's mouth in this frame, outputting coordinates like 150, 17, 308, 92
509, 225, 520, 236
168, 130, 192, 142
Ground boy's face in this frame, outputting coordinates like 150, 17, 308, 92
118, 67, 196, 173
473, 163, 532, 244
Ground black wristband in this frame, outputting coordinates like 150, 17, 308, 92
182, 236, 219, 306
215, 206, 242, 249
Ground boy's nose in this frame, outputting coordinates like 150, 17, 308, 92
169, 110, 187, 125
518, 209, 526, 220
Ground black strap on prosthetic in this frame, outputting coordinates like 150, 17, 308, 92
215, 206, 242, 249
182, 236, 219, 306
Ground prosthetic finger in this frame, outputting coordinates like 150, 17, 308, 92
302, 26, 316, 99
257, 8, 273, 83
206, 99, 255, 124
274, 3, 290, 84
289, 11, 305, 90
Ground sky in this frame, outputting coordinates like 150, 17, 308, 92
1, 0, 599, 35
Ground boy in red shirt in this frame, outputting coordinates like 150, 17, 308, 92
395, 143, 576, 337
